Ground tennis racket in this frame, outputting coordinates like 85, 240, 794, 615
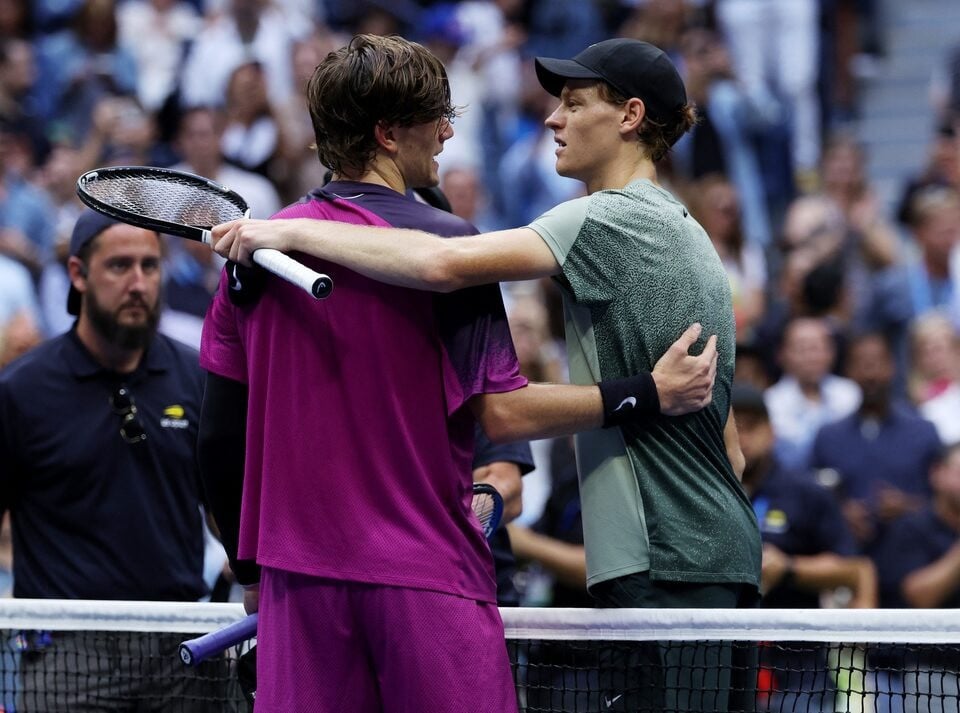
471, 482, 505, 540
178, 483, 505, 667
76, 166, 334, 300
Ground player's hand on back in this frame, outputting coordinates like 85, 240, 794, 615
211, 219, 300, 266
651, 323, 718, 416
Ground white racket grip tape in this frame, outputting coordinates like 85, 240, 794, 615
252, 248, 334, 299
201, 229, 334, 299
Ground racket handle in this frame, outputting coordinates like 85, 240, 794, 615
252, 247, 334, 300
201, 230, 333, 299
179, 613, 258, 667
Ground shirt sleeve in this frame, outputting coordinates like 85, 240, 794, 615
435, 282, 527, 415
527, 195, 591, 268
199, 270, 248, 383
472, 425, 535, 474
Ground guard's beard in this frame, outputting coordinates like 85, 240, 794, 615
85, 291, 160, 351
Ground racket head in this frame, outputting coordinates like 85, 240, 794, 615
471, 483, 504, 540
76, 166, 249, 242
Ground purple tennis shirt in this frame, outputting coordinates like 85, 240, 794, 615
200, 184, 526, 602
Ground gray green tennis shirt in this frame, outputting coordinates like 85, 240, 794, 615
529, 179, 761, 591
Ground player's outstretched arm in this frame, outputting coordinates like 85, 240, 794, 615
471, 325, 718, 444
210, 219, 561, 291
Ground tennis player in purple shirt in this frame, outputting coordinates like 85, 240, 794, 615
198, 34, 719, 713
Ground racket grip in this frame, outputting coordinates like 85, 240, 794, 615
252, 248, 334, 299
179, 613, 258, 667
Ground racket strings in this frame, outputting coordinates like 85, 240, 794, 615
83, 175, 246, 228
471, 492, 498, 538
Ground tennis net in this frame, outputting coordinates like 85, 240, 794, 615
0, 601, 957, 712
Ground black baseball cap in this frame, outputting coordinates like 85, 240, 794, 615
535, 38, 687, 125
66, 209, 126, 316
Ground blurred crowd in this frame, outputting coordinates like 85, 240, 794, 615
3, 0, 960, 613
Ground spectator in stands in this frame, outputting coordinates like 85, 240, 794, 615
498, 64, 584, 226
504, 292, 566, 527
871, 441, 960, 709
506, 434, 592, 713
819, 134, 903, 289
178, 0, 301, 110
32, 0, 138, 140
764, 316, 861, 471
0, 209, 219, 709
736, 382, 877, 608
0, 119, 56, 274
714, 0, 822, 190
0, 38, 46, 162
0, 0, 33, 40
690, 173, 767, 343
170, 105, 281, 219
811, 333, 940, 554
901, 184, 960, 327
0, 308, 40, 367
77, 94, 158, 170
508, 435, 588, 608
0, 256, 40, 332
115, 0, 200, 114
440, 164, 499, 234
675, 27, 776, 248
895, 121, 958, 229
734, 381, 877, 712
910, 312, 960, 447
220, 60, 289, 184
909, 310, 960, 404
473, 427, 532, 608
35, 141, 86, 336
875, 442, 960, 608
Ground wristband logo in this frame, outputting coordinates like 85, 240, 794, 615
614, 396, 637, 412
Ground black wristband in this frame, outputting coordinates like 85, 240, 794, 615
597, 372, 660, 427
230, 558, 261, 588
225, 260, 267, 307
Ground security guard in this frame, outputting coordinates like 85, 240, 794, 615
0, 209, 219, 711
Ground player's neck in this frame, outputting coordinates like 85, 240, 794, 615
343, 159, 407, 195
584, 154, 657, 195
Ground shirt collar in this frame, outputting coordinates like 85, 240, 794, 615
63, 326, 169, 381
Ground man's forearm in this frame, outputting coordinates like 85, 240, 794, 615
471, 382, 604, 444
211, 220, 560, 291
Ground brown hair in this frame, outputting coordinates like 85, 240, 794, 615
596, 82, 697, 162
306, 34, 459, 175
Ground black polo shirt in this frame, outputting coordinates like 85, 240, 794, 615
751, 462, 857, 608
0, 328, 207, 600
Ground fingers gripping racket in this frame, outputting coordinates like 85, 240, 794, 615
76, 166, 334, 299
178, 483, 505, 667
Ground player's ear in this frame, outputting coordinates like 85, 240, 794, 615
621, 98, 645, 136
374, 121, 399, 153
